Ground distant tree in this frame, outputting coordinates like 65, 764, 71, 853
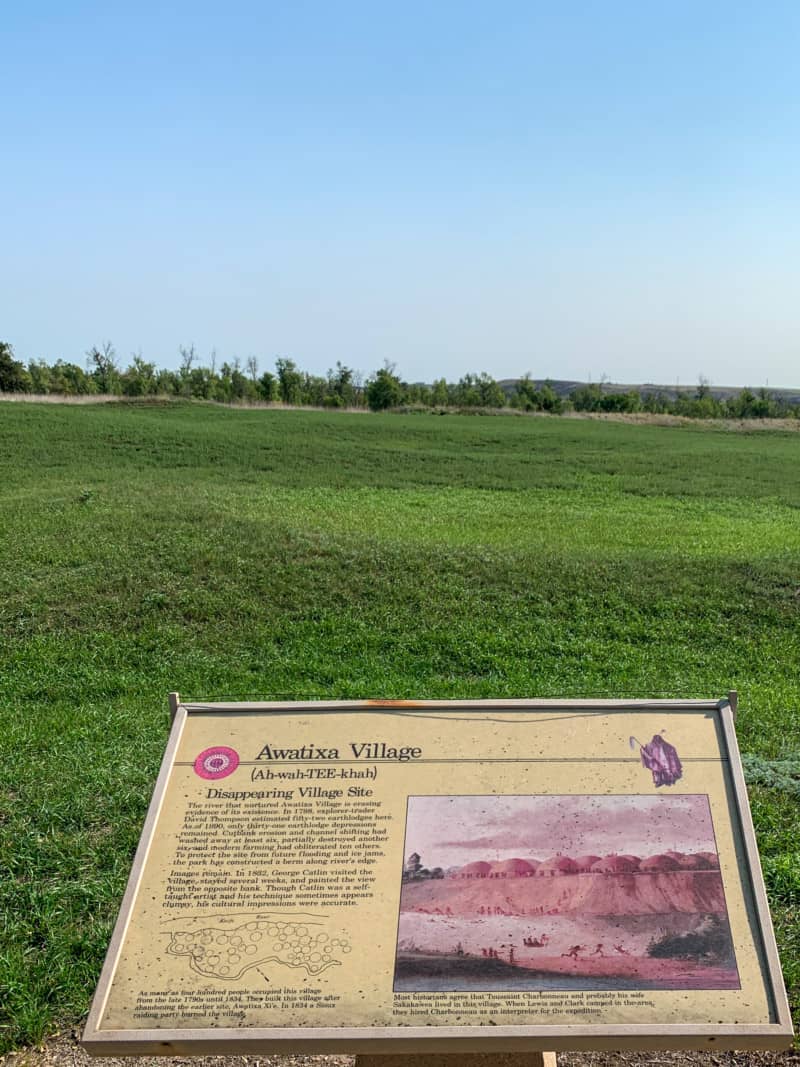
727, 387, 775, 419
512, 376, 565, 413
538, 381, 564, 413
729, 388, 755, 418
570, 383, 603, 412
571, 382, 639, 413
0, 342, 31, 392
513, 374, 542, 411
51, 360, 95, 394
696, 375, 712, 400
756, 387, 779, 418
366, 363, 404, 410
642, 390, 669, 414
675, 375, 719, 418
430, 378, 449, 406
258, 370, 278, 402
453, 372, 505, 408
246, 355, 259, 384
326, 362, 357, 407
175, 344, 199, 396
276, 357, 304, 404
179, 343, 196, 374
304, 374, 327, 406
215, 362, 233, 402
228, 359, 252, 401
351, 369, 366, 406
404, 380, 433, 406
156, 367, 180, 396
121, 354, 158, 396
453, 373, 480, 407
86, 341, 120, 394
601, 389, 641, 414
185, 365, 214, 399
27, 359, 53, 394
476, 372, 506, 408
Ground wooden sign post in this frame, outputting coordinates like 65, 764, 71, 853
82, 696, 792, 1054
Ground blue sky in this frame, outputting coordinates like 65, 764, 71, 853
2, 2, 799, 386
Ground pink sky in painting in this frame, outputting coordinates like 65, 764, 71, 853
405, 795, 717, 870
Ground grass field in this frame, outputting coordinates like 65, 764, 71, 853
1, 402, 799, 1052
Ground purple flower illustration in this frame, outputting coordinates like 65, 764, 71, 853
629, 733, 682, 787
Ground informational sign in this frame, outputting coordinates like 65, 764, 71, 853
82, 697, 793, 1054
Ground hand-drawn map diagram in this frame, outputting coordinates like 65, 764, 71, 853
162, 912, 351, 980
395, 794, 739, 992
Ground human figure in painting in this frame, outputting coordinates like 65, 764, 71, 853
524, 933, 549, 948
592, 943, 604, 956
613, 942, 630, 955
561, 944, 585, 959
630, 732, 682, 786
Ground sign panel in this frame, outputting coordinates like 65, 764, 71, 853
82, 698, 793, 1053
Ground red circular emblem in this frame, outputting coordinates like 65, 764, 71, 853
194, 746, 239, 780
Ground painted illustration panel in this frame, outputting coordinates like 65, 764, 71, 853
395, 794, 739, 991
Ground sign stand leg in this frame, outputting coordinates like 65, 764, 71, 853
356, 1053, 557, 1067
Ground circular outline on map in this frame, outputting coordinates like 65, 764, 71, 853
194, 746, 239, 779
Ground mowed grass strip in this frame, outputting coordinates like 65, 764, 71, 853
1, 403, 799, 1051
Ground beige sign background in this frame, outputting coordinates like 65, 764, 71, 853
82, 698, 793, 1053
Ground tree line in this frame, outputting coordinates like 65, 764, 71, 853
0, 340, 796, 419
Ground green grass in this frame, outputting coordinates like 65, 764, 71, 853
1, 403, 799, 1050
